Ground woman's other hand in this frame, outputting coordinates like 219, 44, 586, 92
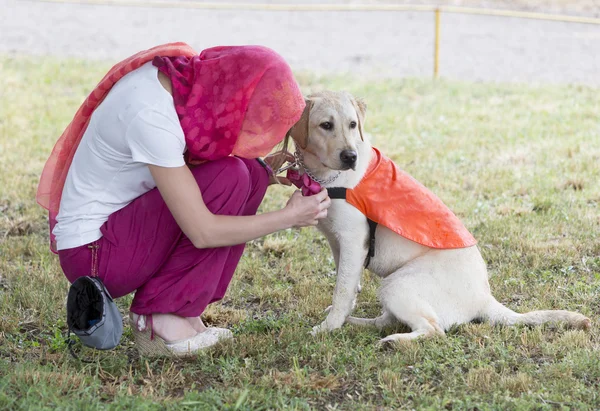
264, 150, 295, 186
284, 188, 331, 227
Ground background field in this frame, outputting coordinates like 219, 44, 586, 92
0, 56, 599, 409
5, 0, 600, 86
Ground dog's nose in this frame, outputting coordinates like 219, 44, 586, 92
340, 150, 357, 166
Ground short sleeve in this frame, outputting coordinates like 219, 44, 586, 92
126, 107, 186, 167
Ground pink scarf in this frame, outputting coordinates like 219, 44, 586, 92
153, 46, 304, 162
37, 43, 304, 252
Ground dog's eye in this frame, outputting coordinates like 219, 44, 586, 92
319, 122, 333, 131
349, 121, 357, 129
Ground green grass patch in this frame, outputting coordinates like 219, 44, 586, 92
1, 55, 599, 409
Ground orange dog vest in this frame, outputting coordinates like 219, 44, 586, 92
330, 148, 477, 250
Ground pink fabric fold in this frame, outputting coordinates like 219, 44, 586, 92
153, 45, 305, 163
287, 169, 321, 196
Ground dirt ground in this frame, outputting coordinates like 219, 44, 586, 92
2, 0, 599, 84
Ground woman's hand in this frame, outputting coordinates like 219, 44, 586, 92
284, 188, 331, 227
264, 150, 295, 186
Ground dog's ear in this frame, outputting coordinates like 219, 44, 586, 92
351, 97, 367, 142
289, 98, 313, 149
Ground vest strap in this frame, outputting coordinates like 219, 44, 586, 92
364, 218, 377, 269
326, 187, 347, 199
327, 187, 377, 269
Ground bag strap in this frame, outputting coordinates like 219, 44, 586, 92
89, 276, 114, 301
65, 329, 94, 363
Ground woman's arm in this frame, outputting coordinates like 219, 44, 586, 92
148, 164, 330, 249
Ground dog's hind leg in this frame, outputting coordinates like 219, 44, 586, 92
378, 310, 445, 344
377, 275, 446, 344
347, 311, 394, 330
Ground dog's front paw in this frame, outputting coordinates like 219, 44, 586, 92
310, 323, 325, 336
310, 321, 332, 336
310, 318, 343, 336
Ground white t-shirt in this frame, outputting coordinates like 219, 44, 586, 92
53, 62, 186, 250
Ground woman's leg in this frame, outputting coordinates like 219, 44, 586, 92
208, 157, 270, 305
59, 157, 269, 340
128, 157, 268, 317
140, 157, 269, 336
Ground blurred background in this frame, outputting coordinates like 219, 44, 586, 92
2, 0, 599, 85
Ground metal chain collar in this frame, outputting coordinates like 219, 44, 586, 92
273, 145, 342, 186
293, 149, 341, 186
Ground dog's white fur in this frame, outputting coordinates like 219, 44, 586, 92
289, 91, 591, 344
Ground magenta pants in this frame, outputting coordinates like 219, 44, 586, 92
58, 157, 269, 317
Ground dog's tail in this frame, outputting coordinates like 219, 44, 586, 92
483, 298, 591, 330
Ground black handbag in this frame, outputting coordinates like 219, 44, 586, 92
66, 276, 123, 352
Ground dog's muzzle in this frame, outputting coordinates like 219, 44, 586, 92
340, 150, 357, 170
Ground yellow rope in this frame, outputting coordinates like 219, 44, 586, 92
31, 0, 600, 26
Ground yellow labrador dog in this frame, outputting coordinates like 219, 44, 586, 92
288, 91, 590, 344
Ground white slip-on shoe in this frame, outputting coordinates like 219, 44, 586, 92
164, 328, 233, 355
130, 314, 233, 357
207, 327, 234, 340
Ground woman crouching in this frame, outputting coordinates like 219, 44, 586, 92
37, 43, 330, 356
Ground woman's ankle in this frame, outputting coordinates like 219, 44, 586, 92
186, 316, 207, 333
131, 312, 198, 342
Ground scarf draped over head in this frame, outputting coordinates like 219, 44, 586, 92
153, 46, 305, 162
37, 42, 305, 253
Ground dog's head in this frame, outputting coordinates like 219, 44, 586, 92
288, 91, 367, 173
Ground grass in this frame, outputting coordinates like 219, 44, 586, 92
1, 54, 599, 410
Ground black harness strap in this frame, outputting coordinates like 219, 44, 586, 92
326, 187, 347, 200
364, 219, 377, 269
326, 187, 377, 269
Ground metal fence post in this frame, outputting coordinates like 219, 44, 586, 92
434, 8, 440, 79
